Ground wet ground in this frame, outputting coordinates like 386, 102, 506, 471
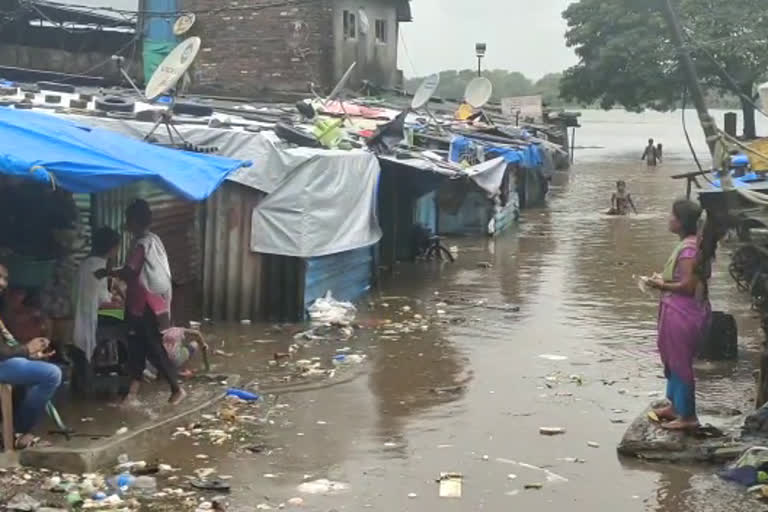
151, 110, 768, 511
13, 110, 768, 511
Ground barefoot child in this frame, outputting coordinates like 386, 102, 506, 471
145, 327, 209, 380
608, 180, 638, 215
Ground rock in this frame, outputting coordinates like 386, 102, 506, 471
7, 493, 40, 511
618, 406, 747, 462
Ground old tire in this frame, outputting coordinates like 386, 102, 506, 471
173, 101, 213, 117
95, 96, 135, 113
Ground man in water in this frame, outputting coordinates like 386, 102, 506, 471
642, 138, 660, 167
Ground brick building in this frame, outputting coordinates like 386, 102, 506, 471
178, 0, 412, 97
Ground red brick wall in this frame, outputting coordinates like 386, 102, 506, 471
181, 0, 334, 97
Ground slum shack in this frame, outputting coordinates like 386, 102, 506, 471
0, 106, 247, 397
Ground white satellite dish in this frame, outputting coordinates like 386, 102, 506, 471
326, 62, 357, 103
173, 13, 196, 36
411, 73, 440, 110
465, 77, 493, 108
145, 36, 201, 101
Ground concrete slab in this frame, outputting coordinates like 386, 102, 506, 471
19, 375, 238, 473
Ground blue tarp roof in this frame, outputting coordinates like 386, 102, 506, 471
0, 107, 250, 201
450, 135, 543, 169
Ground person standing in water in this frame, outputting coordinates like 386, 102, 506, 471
642, 138, 660, 167
609, 180, 638, 215
647, 200, 712, 431
112, 199, 185, 406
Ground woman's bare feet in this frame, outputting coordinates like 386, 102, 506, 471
661, 418, 699, 431
169, 388, 187, 406
653, 405, 677, 421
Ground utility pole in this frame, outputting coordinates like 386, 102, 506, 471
659, 0, 718, 159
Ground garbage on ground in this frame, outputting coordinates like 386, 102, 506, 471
539, 427, 566, 436
308, 291, 357, 325
587, 441, 600, 448
297, 478, 350, 495
7, 493, 40, 512
115, 426, 129, 436
538, 354, 568, 361
437, 472, 463, 498
719, 446, 768, 487
226, 388, 260, 401
333, 354, 366, 365
524, 483, 544, 490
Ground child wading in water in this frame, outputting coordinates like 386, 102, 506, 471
145, 327, 209, 380
608, 180, 638, 215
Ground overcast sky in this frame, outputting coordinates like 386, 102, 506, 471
399, 0, 578, 79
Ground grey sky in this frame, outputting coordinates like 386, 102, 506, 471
399, 0, 578, 79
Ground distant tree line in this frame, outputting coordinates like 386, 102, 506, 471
404, 70, 568, 107
405, 69, 743, 112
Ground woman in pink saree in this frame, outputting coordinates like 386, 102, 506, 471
648, 200, 712, 431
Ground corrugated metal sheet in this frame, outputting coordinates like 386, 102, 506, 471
202, 181, 266, 322
304, 246, 375, 313
93, 181, 202, 320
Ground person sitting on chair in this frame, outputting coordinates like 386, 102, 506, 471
0, 262, 61, 449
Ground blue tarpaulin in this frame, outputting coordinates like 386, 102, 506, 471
450, 135, 542, 168
0, 107, 250, 200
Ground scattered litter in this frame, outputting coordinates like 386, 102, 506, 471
505, 490, 520, 497
587, 441, 600, 448
539, 427, 566, 436
115, 427, 128, 436
610, 418, 626, 424
7, 493, 40, 511
191, 479, 231, 492
297, 479, 350, 495
507, 474, 518, 479
308, 292, 357, 325
226, 388, 260, 401
496, 458, 568, 483
196, 454, 210, 460
81, 417, 94, 423
240, 319, 252, 325
438, 473, 463, 498
408, 492, 418, 499
287, 497, 305, 506
538, 354, 568, 361
482, 454, 489, 461
524, 483, 543, 490
263, 474, 278, 479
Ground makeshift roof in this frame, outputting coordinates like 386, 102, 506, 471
0, 107, 249, 200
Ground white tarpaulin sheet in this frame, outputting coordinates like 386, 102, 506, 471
39, 114, 382, 258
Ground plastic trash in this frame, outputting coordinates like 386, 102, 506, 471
296, 478, 350, 495
308, 291, 357, 325
134, 476, 157, 493
333, 354, 365, 365
107, 472, 135, 494
7, 493, 40, 511
438, 473, 463, 498
539, 427, 566, 436
226, 388, 260, 401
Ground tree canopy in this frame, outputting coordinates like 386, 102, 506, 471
404, 70, 567, 107
560, 0, 768, 138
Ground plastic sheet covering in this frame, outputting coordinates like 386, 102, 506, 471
247, 145, 382, 258
463, 157, 508, 197
0, 108, 248, 200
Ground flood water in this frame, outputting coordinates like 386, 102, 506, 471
158, 109, 768, 511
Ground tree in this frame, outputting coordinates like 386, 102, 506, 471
561, 0, 768, 139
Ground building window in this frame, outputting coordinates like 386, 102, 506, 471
343, 10, 356, 39
375, 19, 387, 43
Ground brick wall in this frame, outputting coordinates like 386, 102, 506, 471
180, 0, 334, 97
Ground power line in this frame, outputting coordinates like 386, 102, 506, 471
26, 0, 330, 18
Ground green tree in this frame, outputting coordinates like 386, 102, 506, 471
561, 0, 768, 138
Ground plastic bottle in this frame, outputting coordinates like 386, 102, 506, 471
226, 388, 260, 401
107, 472, 135, 494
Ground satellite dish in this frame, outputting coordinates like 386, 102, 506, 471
326, 62, 356, 103
411, 73, 440, 110
173, 13, 196, 36
464, 77, 493, 108
145, 36, 201, 101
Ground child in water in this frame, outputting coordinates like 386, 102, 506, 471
608, 180, 638, 215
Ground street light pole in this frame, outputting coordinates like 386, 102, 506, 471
475, 42, 486, 77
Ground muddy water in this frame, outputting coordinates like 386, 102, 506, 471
160, 110, 768, 511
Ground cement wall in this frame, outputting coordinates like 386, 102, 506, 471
331, 0, 400, 88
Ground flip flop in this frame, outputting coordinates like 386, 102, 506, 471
191, 479, 231, 492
